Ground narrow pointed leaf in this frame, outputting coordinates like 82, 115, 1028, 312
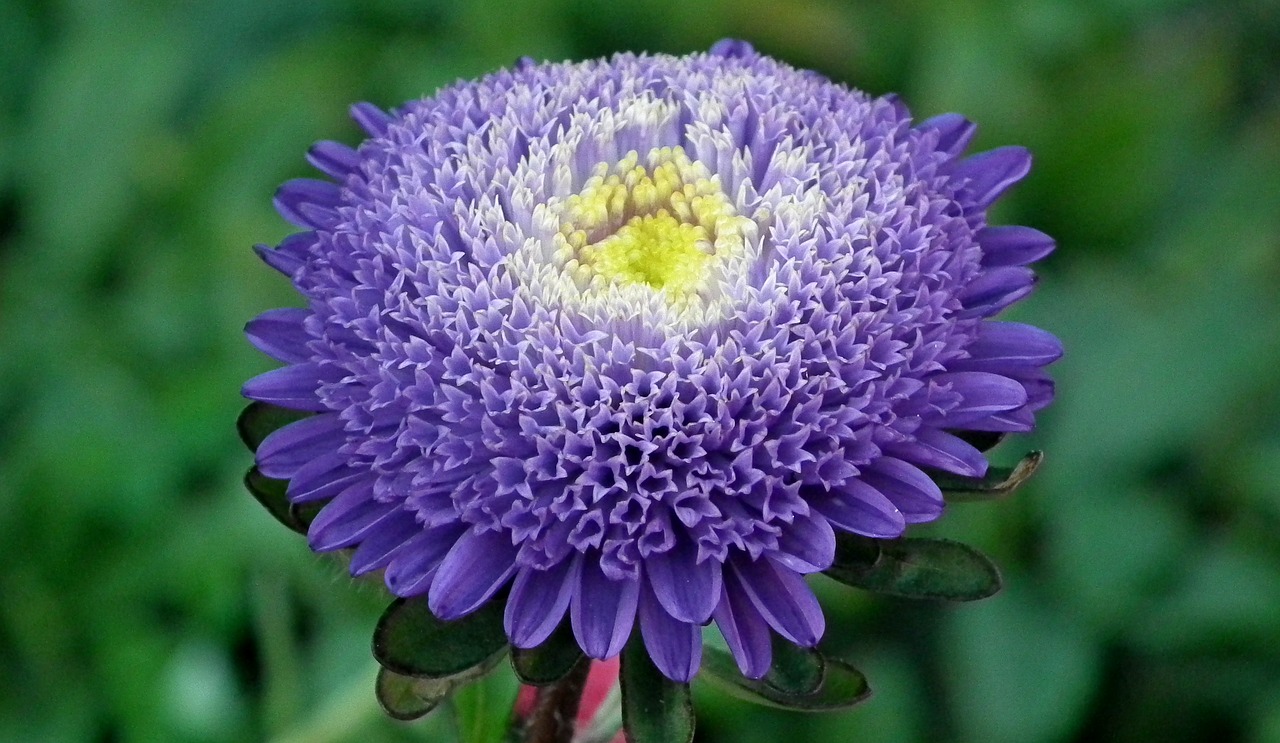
511, 621, 586, 686
244, 467, 307, 535
826, 536, 1002, 601
934, 450, 1043, 501
373, 597, 509, 679
375, 667, 450, 721
237, 402, 311, 452
700, 647, 871, 711
621, 636, 694, 743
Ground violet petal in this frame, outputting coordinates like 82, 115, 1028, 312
274, 179, 343, 230
256, 413, 345, 480
958, 266, 1037, 318
350, 102, 392, 137
245, 308, 311, 364
645, 540, 722, 624
639, 580, 703, 682
241, 364, 325, 411
814, 479, 907, 539
713, 572, 772, 680
978, 225, 1056, 267
571, 558, 639, 659
732, 557, 825, 647
953, 146, 1032, 206
428, 529, 519, 620
349, 514, 421, 576
384, 524, 466, 598
886, 428, 988, 478
505, 555, 579, 649
774, 512, 836, 574
862, 457, 944, 523
917, 113, 976, 158
307, 482, 397, 552
307, 140, 362, 180
951, 322, 1064, 373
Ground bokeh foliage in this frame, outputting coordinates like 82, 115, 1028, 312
2, 0, 1279, 741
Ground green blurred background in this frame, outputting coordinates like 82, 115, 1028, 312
2, 0, 1279, 741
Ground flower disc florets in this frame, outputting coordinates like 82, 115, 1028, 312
244, 40, 1061, 682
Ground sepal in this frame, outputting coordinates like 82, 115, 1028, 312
242, 467, 321, 535
375, 667, 450, 721
620, 635, 695, 743
510, 620, 587, 687
935, 450, 1043, 501
825, 535, 1002, 601
375, 649, 509, 723
373, 597, 508, 679
699, 643, 871, 711
237, 402, 310, 452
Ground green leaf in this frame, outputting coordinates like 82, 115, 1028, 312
452, 662, 521, 743
762, 638, 824, 696
620, 637, 694, 743
933, 451, 1044, 501
243, 467, 306, 535
375, 667, 450, 721
236, 401, 310, 452
700, 647, 871, 712
510, 621, 586, 686
373, 598, 509, 679
826, 536, 1002, 601
242, 467, 322, 535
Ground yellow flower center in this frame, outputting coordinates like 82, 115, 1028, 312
554, 147, 754, 300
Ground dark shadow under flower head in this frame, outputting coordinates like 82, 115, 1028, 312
244, 40, 1061, 683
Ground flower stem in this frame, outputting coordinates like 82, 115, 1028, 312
523, 658, 592, 743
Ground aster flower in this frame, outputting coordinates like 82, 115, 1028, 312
242, 37, 1059, 698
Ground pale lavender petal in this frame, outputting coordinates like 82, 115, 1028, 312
732, 557, 825, 647
428, 529, 519, 620
639, 581, 702, 683
571, 558, 639, 659
645, 540, 721, 624
713, 575, 772, 679
256, 413, 345, 480
505, 556, 579, 648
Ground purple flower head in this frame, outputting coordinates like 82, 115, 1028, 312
244, 41, 1060, 683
